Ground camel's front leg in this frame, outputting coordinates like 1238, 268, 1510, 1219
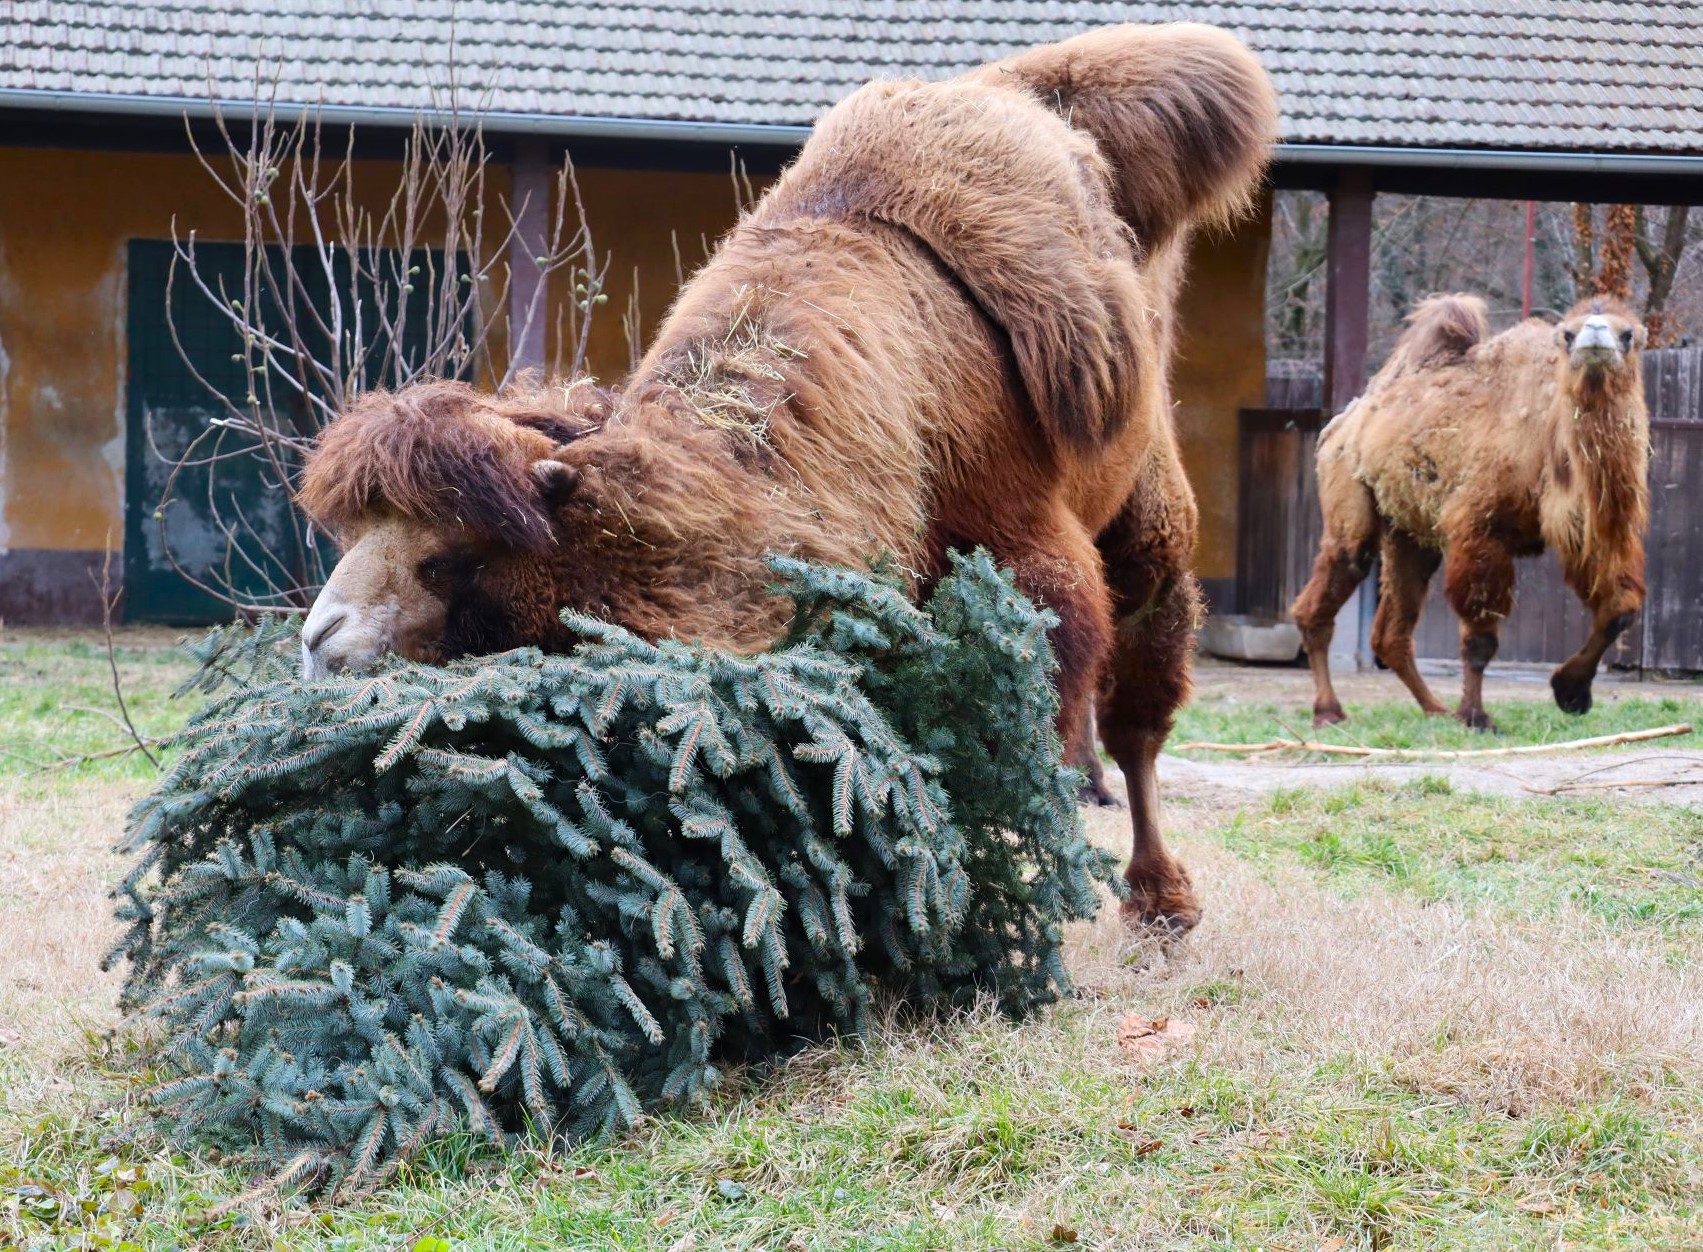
987, 511, 1115, 808
1095, 483, 1202, 934
1552, 553, 1645, 715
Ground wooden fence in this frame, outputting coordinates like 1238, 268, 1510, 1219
1242, 348, 1703, 672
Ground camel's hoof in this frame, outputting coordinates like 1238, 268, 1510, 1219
1551, 671, 1593, 716
1312, 705, 1348, 728
1455, 706, 1497, 733
1079, 784, 1123, 810
1120, 863, 1201, 935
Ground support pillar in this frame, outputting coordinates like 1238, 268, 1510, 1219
1324, 168, 1376, 670
507, 137, 551, 376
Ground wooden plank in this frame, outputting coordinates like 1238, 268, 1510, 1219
1644, 423, 1703, 670
1236, 409, 1323, 619
1644, 347, 1703, 422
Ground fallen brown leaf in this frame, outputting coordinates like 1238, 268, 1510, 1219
1113, 1121, 1164, 1155
1116, 1014, 1196, 1062
1317, 1239, 1348, 1252
1050, 1223, 1079, 1244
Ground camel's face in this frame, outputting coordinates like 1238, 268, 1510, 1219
1557, 304, 1645, 377
301, 457, 579, 678
302, 517, 463, 677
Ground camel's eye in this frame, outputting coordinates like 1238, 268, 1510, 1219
417, 551, 480, 589
1619, 329, 1635, 349
1562, 330, 1577, 347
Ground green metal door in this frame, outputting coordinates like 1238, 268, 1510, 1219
124, 240, 456, 623
125, 240, 315, 623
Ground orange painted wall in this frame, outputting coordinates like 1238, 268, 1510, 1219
1173, 200, 1272, 583
0, 147, 742, 556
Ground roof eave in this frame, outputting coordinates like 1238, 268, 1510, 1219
0, 87, 814, 147
4, 89, 1702, 174
1276, 141, 1703, 177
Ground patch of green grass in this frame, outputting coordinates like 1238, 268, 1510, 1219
0, 632, 198, 783
7, 1011, 1703, 1250
1213, 778, 1703, 936
1174, 688, 1703, 757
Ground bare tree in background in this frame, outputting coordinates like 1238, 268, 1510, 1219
1265, 190, 1328, 362
1266, 192, 1703, 387
157, 70, 606, 615
1636, 205, 1693, 346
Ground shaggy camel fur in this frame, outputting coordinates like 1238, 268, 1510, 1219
1293, 294, 1650, 731
298, 24, 1277, 931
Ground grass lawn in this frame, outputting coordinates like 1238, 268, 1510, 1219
3, 634, 1702, 1249
1172, 671, 1703, 758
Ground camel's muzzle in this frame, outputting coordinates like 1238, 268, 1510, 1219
1572, 316, 1618, 359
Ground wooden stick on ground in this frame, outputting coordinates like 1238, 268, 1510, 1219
1173, 723, 1693, 761
1523, 776, 1703, 795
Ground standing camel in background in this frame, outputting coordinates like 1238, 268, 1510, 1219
1292, 294, 1650, 731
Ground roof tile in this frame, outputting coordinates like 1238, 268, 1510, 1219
1, 1, 1699, 153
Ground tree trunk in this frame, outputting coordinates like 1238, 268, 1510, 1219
1635, 204, 1692, 346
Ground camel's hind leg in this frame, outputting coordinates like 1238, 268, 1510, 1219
1443, 534, 1516, 731
1095, 484, 1201, 933
1373, 530, 1448, 716
1291, 479, 1380, 726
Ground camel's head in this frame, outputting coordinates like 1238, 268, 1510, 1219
1557, 297, 1645, 380
296, 380, 608, 678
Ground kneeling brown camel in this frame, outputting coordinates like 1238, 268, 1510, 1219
1292, 294, 1650, 730
295, 26, 1278, 931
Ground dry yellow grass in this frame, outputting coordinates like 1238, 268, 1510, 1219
0, 783, 128, 1063
1077, 807, 1703, 1122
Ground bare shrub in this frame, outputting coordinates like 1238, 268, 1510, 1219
152, 71, 604, 615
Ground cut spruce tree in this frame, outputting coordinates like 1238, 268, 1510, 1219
111, 552, 1117, 1195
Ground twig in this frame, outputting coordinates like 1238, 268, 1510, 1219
1174, 723, 1693, 761
1646, 868, 1703, 890
93, 543, 161, 769
1523, 775, 1703, 795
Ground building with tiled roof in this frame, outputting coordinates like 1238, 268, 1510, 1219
1, 2, 1699, 631
4, 2, 1703, 157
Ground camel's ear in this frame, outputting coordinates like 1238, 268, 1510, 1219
531, 459, 581, 510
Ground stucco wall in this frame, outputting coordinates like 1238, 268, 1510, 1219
1172, 199, 1272, 596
